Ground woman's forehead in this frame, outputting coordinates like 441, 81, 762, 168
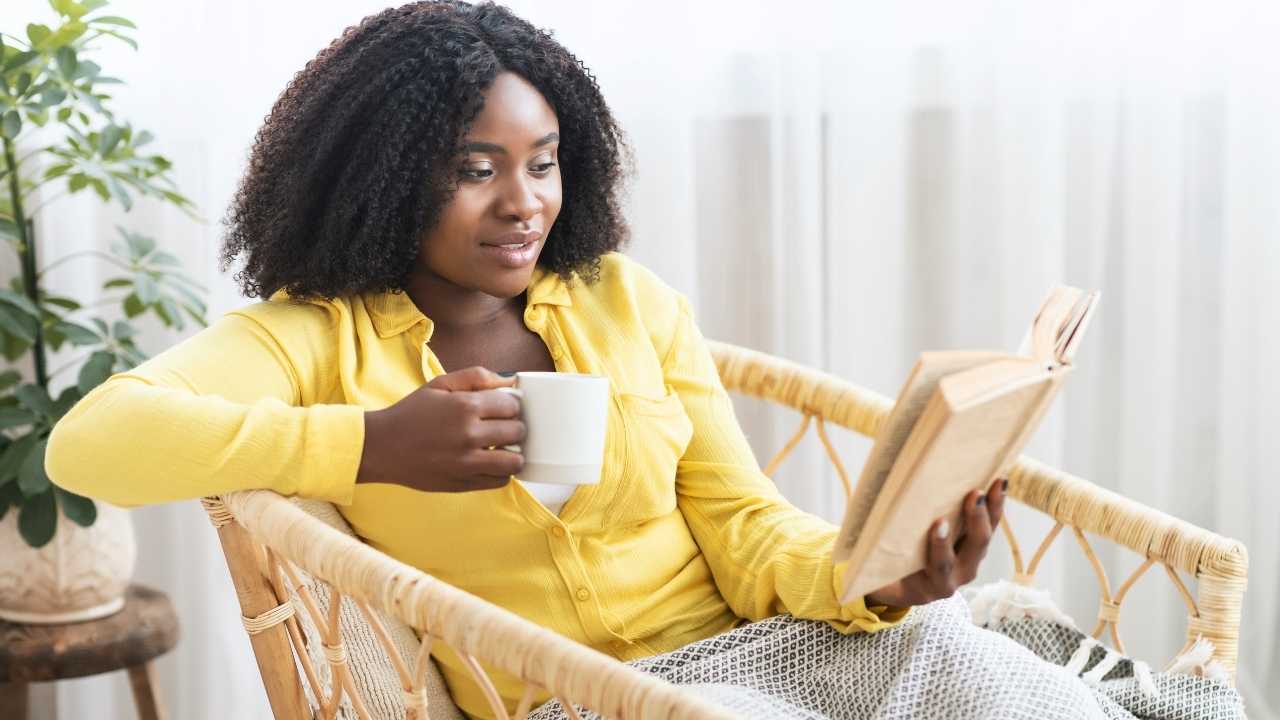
466, 72, 559, 146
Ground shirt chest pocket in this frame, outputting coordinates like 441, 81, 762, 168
601, 385, 694, 525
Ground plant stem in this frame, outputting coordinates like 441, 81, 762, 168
27, 189, 67, 215
3, 136, 49, 388
38, 249, 124, 279
48, 349, 99, 382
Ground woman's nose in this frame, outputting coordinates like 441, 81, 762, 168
500, 175, 542, 222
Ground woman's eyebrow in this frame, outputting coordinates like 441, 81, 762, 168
463, 132, 560, 155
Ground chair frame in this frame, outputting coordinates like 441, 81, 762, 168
204, 341, 1248, 719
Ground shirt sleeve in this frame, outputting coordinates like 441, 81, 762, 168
46, 310, 365, 508
666, 294, 911, 633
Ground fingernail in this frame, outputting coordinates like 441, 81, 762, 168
976, 496, 987, 507
1001, 478, 1009, 492
497, 371, 516, 377
936, 520, 950, 539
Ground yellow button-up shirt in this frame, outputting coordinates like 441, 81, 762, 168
48, 252, 907, 718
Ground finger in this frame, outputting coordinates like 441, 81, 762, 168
926, 517, 958, 598
987, 477, 1007, 529
470, 419, 527, 449
459, 447, 524, 478
427, 366, 516, 392
470, 388, 523, 419
955, 490, 993, 582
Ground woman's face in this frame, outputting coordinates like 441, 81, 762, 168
416, 71, 563, 299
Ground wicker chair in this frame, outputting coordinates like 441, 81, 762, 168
202, 341, 1250, 720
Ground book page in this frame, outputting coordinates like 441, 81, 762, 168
839, 365, 1066, 601
833, 351, 1004, 559
834, 283, 1098, 603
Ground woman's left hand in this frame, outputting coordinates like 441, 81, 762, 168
863, 478, 1007, 608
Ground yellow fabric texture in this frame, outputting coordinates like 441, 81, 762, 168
47, 252, 909, 719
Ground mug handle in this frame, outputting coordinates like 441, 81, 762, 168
493, 386, 523, 453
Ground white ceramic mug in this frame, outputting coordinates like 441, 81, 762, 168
496, 372, 609, 485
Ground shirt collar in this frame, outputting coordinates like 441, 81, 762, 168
364, 265, 572, 339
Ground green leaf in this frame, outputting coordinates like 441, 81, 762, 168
71, 59, 100, 81
90, 318, 109, 336
43, 325, 66, 351
41, 295, 80, 311
53, 320, 98, 345
16, 384, 53, 418
1, 111, 21, 139
182, 304, 209, 328
122, 292, 144, 318
0, 433, 39, 483
18, 437, 50, 496
103, 277, 132, 289
54, 486, 96, 526
50, 385, 81, 421
158, 295, 183, 329
99, 124, 122, 155
39, 85, 67, 108
27, 108, 49, 128
121, 228, 155, 258
163, 280, 207, 316
98, 28, 136, 51
0, 370, 21, 392
111, 321, 135, 340
0, 332, 32, 362
0, 406, 37, 429
56, 106, 73, 122
148, 250, 180, 266
0, 304, 37, 342
106, 175, 132, 210
26, 24, 53, 48
134, 273, 159, 304
0, 289, 41, 318
44, 20, 88, 49
88, 15, 136, 29
15, 72, 32, 96
55, 46, 77, 78
0, 481, 22, 522
18, 487, 56, 547
134, 129, 153, 146
77, 349, 114, 394
3, 50, 39, 73
81, 0, 109, 12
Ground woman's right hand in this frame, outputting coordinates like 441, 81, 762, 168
356, 367, 525, 492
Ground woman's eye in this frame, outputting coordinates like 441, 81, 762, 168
460, 167, 493, 180
531, 162, 557, 174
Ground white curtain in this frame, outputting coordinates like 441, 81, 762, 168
3, 1, 1275, 717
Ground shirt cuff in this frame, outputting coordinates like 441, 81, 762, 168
829, 559, 913, 633
294, 403, 366, 506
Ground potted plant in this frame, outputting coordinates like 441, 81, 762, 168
0, 0, 206, 623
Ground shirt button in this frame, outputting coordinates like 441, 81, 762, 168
550, 346, 564, 360
575, 587, 591, 602
550, 526, 565, 538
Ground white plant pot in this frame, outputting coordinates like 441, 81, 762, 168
0, 502, 137, 624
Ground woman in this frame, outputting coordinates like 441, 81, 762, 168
47, 2, 1006, 717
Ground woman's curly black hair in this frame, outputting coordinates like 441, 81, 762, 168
220, 0, 631, 300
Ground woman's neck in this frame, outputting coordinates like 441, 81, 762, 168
404, 270, 522, 336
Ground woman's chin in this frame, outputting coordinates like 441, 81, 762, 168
484, 271, 538, 300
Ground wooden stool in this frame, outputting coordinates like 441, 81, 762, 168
0, 585, 180, 720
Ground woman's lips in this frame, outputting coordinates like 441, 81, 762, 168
481, 231, 542, 269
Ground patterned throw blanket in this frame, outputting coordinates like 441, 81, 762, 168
530, 593, 1245, 720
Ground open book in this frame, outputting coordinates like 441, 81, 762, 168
833, 286, 1099, 604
